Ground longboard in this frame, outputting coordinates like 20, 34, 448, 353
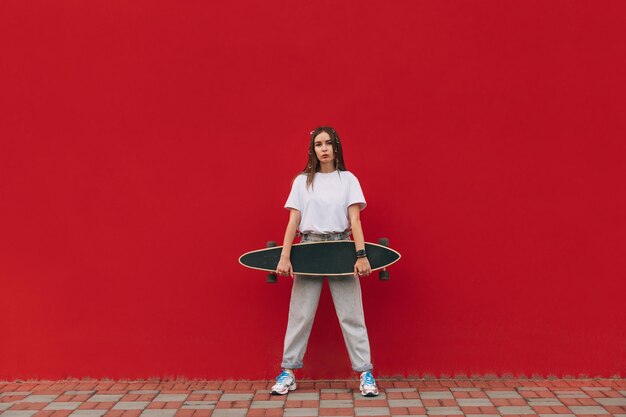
239, 239, 401, 282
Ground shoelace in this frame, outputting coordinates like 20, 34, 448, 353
362, 372, 375, 386
276, 371, 291, 383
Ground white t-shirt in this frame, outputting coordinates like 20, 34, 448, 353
284, 170, 367, 234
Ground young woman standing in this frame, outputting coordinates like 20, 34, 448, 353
271, 126, 379, 397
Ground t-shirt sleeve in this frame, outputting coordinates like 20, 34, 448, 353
284, 176, 302, 211
348, 173, 367, 211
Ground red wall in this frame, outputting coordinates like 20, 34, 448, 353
1, 1, 625, 380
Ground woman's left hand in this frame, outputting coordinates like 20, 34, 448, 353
354, 257, 372, 277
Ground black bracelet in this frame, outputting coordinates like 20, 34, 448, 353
356, 249, 367, 258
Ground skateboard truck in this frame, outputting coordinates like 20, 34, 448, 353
377, 238, 390, 281
266, 241, 278, 283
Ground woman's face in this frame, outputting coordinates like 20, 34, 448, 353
313, 131, 335, 163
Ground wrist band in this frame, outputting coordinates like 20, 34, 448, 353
356, 249, 367, 258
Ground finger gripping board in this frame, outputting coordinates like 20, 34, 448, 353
239, 240, 401, 276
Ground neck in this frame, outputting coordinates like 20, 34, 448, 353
318, 161, 336, 173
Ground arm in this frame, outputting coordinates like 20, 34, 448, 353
276, 208, 301, 278
349, 204, 371, 277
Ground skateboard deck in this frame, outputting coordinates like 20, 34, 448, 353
239, 240, 401, 277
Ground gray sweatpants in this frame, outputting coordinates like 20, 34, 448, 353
280, 233, 374, 372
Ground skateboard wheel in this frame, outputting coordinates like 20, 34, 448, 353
378, 238, 389, 247
267, 241, 277, 248
379, 270, 390, 281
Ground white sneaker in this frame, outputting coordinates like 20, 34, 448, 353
360, 371, 379, 397
271, 370, 297, 395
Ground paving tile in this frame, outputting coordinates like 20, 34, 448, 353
387, 399, 422, 407
620, 391, 626, 396
0, 411, 38, 417
283, 408, 320, 417
43, 402, 82, 410
1, 392, 32, 397
384, 388, 416, 393
64, 391, 96, 396
467, 415, 506, 417
320, 389, 352, 393
424, 406, 463, 415
139, 410, 177, 417
354, 407, 390, 416
287, 393, 320, 401
497, 406, 536, 414
466, 415, 505, 417
219, 393, 254, 401
457, 399, 493, 406
554, 391, 589, 398
451, 388, 482, 392
21, 395, 60, 403
581, 387, 612, 391
87, 395, 123, 402
211, 410, 248, 417
181, 401, 216, 409
129, 391, 160, 395
250, 400, 286, 409
320, 400, 353, 408
419, 391, 452, 400
68, 410, 107, 417
568, 405, 609, 414
153, 394, 187, 402
191, 391, 223, 395
596, 397, 626, 405
0, 400, 15, 409
487, 391, 522, 399
111, 401, 150, 410
537, 414, 575, 417
527, 399, 564, 406
518, 388, 550, 392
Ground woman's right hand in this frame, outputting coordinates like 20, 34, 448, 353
276, 258, 294, 279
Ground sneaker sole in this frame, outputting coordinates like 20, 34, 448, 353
360, 386, 379, 397
270, 382, 297, 395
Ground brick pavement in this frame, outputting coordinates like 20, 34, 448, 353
1, 379, 625, 417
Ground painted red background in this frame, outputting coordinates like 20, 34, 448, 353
1, 1, 625, 380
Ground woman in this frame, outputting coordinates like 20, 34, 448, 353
271, 126, 379, 397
